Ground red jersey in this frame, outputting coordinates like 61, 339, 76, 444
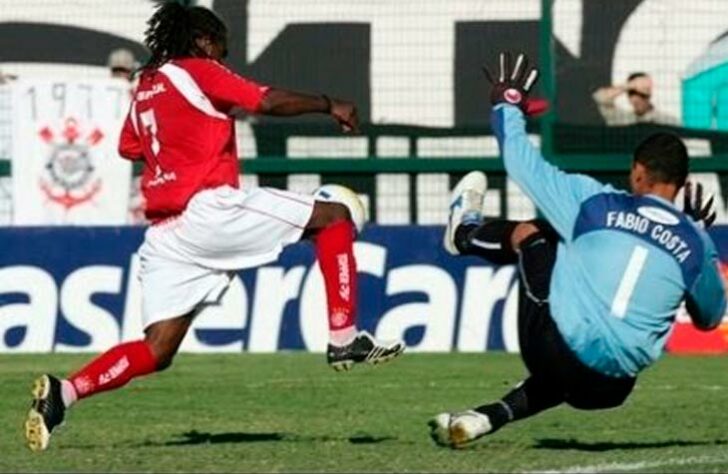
118, 57, 268, 222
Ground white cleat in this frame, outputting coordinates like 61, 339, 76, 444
428, 410, 493, 448
443, 171, 487, 255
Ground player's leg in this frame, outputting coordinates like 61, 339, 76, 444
430, 326, 566, 449
512, 231, 637, 413
431, 215, 563, 447
436, 231, 635, 446
182, 185, 402, 371
305, 200, 358, 345
475, 313, 636, 441
25, 314, 192, 452
430, 375, 564, 448
444, 171, 558, 265
563, 364, 636, 411
453, 225, 563, 430
305, 199, 405, 370
475, 376, 563, 430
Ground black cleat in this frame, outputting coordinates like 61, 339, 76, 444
25, 374, 66, 452
327, 330, 405, 371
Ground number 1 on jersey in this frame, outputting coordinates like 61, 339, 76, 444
139, 109, 161, 156
611, 245, 649, 319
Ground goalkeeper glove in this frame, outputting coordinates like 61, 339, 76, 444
483, 51, 547, 116
683, 181, 716, 229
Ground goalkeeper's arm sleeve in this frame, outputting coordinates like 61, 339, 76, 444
493, 104, 606, 241
686, 235, 726, 331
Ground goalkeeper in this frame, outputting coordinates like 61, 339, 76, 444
430, 52, 727, 448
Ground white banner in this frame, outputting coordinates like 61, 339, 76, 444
11, 79, 132, 224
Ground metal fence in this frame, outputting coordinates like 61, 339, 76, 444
2, 0, 728, 225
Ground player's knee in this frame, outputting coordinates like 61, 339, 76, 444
309, 201, 351, 229
565, 382, 634, 411
511, 222, 540, 250
326, 202, 351, 223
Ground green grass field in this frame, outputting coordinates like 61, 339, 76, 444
2, 353, 728, 473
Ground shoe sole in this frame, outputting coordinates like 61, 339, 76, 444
25, 375, 51, 452
449, 421, 472, 449
330, 360, 354, 372
329, 344, 406, 372
366, 342, 405, 365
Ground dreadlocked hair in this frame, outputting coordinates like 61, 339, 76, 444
144, 1, 228, 68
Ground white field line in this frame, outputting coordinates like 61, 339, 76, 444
529, 454, 728, 474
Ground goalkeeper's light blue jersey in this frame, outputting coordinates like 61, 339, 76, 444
493, 104, 727, 377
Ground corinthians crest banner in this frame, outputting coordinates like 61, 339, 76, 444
10, 79, 132, 225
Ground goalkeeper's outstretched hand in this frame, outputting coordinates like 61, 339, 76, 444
483, 51, 547, 116
683, 181, 716, 229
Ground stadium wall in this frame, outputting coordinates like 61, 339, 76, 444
1, 225, 727, 354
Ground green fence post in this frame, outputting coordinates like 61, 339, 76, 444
539, 0, 556, 159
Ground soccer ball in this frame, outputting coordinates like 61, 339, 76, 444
313, 184, 367, 234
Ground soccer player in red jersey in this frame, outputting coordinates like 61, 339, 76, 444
25, 2, 404, 452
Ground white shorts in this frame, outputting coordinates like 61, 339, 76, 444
138, 185, 315, 329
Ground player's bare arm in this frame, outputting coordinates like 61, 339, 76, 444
189, 20, 359, 133
259, 89, 359, 133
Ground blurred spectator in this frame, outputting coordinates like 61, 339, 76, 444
0, 69, 18, 84
593, 73, 678, 126
107, 48, 137, 82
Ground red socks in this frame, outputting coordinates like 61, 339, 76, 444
68, 340, 158, 401
316, 220, 358, 345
